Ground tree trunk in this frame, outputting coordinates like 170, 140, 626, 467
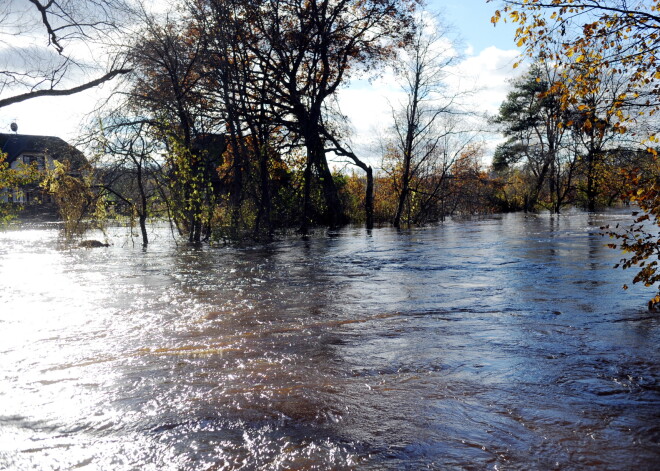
300, 150, 313, 235
135, 159, 149, 247
365, 166, 374, 230
393, 120, 415, 228
255, 144, 273, 238
189, 216, 202, 243
393, 184, 408, 228
139, 213, 148, 247
315, 156, 344, 227
305, 131, 345, 227
586, 149, 597, 212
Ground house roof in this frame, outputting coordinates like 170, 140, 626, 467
0, 133, 87, 169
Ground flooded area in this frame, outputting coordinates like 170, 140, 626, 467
1, 211, 659, 470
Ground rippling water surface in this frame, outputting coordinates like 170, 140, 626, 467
1, 211, 659, 470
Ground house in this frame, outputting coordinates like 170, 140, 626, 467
0, 132, 87, 204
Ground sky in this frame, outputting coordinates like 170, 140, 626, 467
0, 0, 523, 165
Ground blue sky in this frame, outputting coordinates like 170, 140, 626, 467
439, 0, 519, 53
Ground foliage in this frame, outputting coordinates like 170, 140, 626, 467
603, 156, 660, 308
490, 168, 530, 212
0, 153, 41, 223
165, 138, 220, 242
596, 149, 651, 206
209, 134, 298, 241
41, 160, 105, 238
373, 142, 497, 224
372, 172, 399, 224
447, 146, 497, 215
339, 172, 368, 224
491, 0, 660, 131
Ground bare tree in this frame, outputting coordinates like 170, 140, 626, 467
92, 116, 164, 247
388, 14, 465, 227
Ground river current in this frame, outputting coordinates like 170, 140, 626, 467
1, 211, 659, 470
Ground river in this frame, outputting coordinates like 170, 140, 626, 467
1, 211, 659, 470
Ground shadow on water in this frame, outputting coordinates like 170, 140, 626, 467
0, 210, 659, 470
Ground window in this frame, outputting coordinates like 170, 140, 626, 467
22, 155, 46, 170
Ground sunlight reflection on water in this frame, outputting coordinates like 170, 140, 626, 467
1, 212, 659, 470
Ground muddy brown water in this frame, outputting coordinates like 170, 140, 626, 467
1, 211, 659, 470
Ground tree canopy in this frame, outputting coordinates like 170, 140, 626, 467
491, 0, 660, 135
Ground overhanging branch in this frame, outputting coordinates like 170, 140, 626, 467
0, 68, 131, 109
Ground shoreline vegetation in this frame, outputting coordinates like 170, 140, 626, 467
3, 200, 636, 242
1, 172, 640, 237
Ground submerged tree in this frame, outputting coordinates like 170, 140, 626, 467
122, 10, 222, 243
91, 117, 165, 247
196, 0, 290, 238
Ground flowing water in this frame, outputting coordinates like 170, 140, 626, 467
1, 211, 659, 470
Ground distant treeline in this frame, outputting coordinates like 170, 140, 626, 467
2, 1, 656, 248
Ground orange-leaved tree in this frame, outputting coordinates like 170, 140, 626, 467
490, 1, 660, 122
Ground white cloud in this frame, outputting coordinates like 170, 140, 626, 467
446, 46, 521, 116
335, 77, 400, 163
337, 46, 522, 167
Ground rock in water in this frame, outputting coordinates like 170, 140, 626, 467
79, 240, 110, 248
